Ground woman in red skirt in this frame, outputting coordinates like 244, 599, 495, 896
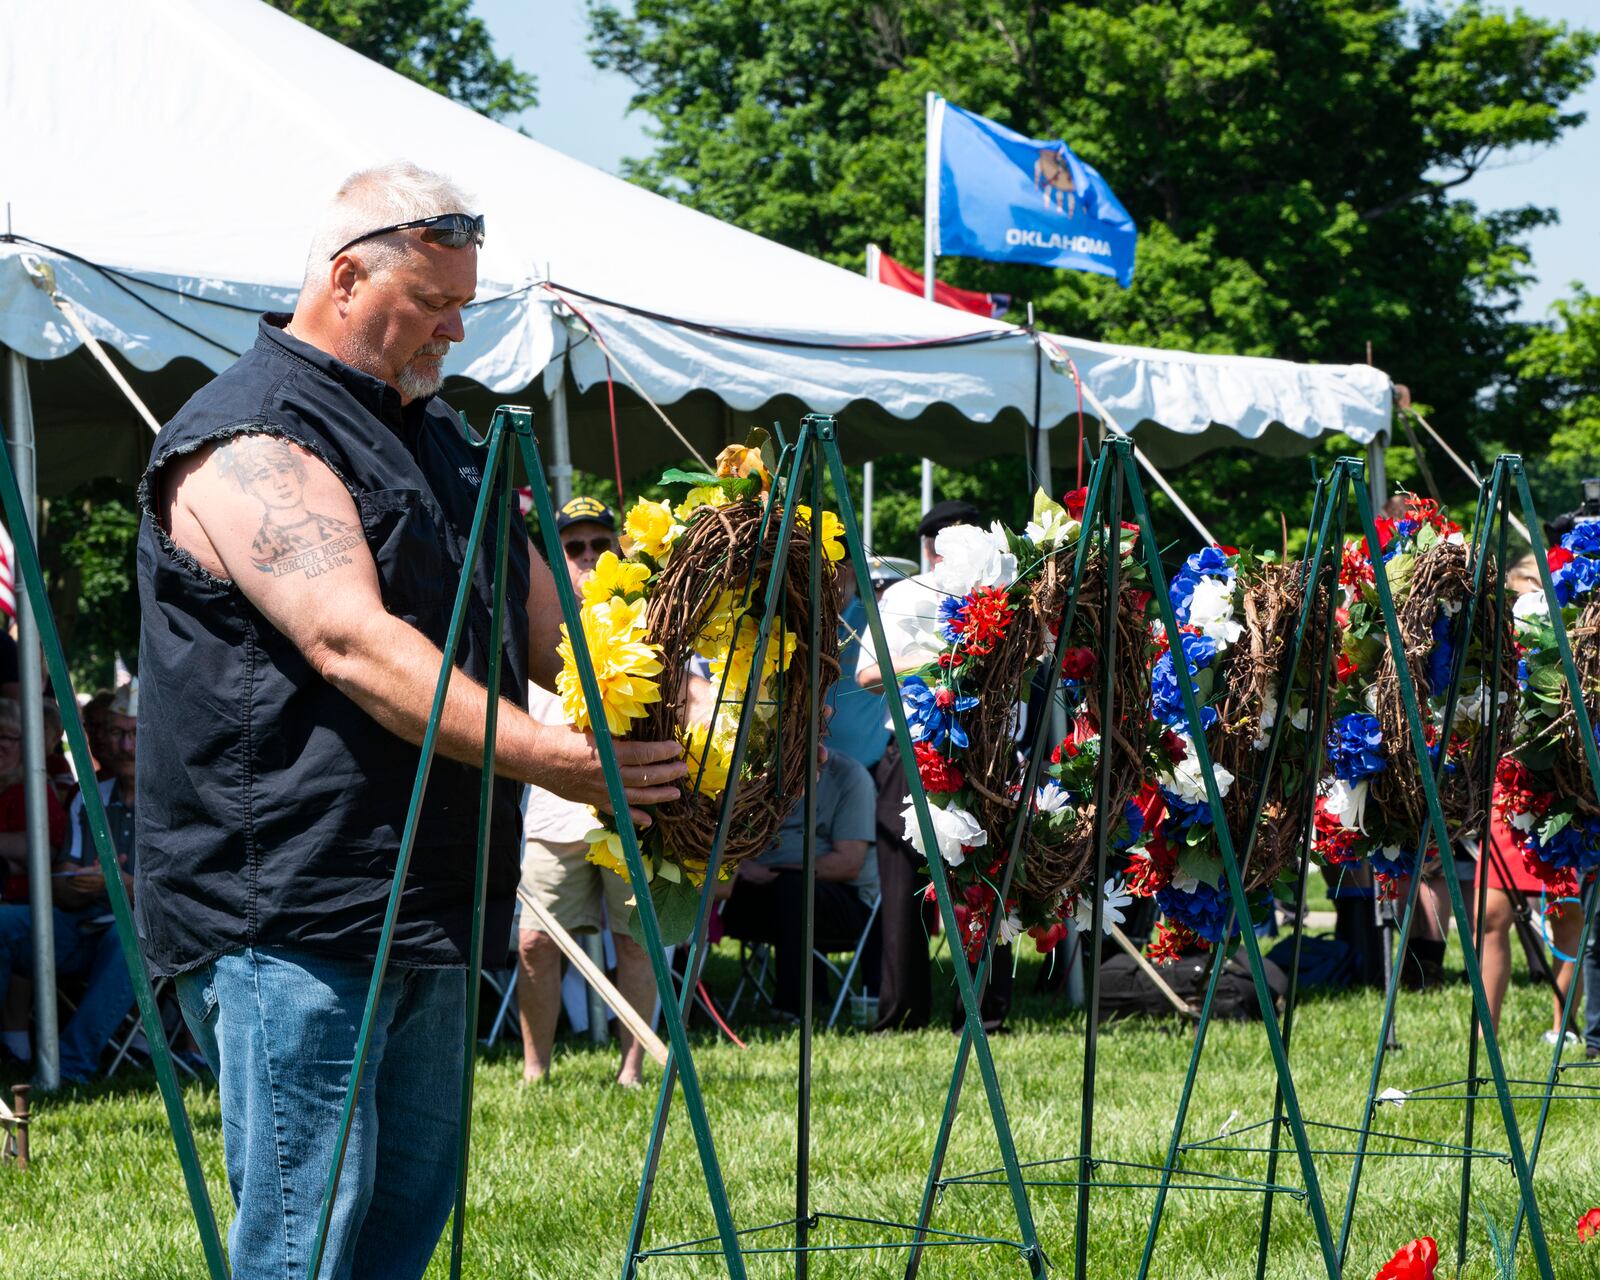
1474, 809, 1584, 1041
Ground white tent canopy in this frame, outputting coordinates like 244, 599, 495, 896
1, 0, 1392, 489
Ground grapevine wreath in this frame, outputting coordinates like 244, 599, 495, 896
563, 439, 841, 943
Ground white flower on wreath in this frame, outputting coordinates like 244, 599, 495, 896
1186, 575, 1244, 649
1512, 589, 1550, 627
1035, 781, 1071, 815
1325, 778, 1370, 833
1165, 741, 1234, 805
933, 523, 1017, 597
1253, 688, 1280, 750
1025, 507, 1078, 550
1509, 807, 1537, 833
900, 799, 987, 867
1071, 876, 1132, 936
996, 911, 1025, 945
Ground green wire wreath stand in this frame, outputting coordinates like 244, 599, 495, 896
900, 435, 1346, 1280
3, 405, 1058, 1278
1175, 455, 1577, 1280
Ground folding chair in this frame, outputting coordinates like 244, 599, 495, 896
820, 893, 881, 1029
105, 976, 200, 1080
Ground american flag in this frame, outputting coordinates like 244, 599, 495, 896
0, 521, 14, 622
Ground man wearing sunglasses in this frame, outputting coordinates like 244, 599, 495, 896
134, 163, 687, 1279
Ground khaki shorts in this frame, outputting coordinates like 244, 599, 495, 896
518, 837, 636, 936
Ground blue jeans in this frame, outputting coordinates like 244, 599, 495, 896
0, 904, 136, 1081
175, 949, 465, 1280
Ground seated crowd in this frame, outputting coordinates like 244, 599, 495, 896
0, 679, 144, 1081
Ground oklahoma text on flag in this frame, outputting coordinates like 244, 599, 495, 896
932, 98, 1137, 288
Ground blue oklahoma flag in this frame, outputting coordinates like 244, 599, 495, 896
934, 98, 1137, 288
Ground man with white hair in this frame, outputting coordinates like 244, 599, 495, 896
135, 163, 687, 1278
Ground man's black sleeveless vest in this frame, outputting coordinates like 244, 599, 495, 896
134, 316, 531, 977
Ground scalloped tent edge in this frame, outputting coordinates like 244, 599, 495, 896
0, 0, 1392, 496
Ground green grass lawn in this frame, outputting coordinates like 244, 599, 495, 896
5, 940, 1598, 1279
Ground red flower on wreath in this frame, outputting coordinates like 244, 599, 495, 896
1063, 487, 1089, 519
1060, 646, 1096, 680
1577, 1208, 1600, 1242
1148, 920, 1201, 965
952, 586, 1014, 657
1547, 545, 1574, 572
914, 742, 965, 794
1374, 1235, 1438, 1280
1336, 653, 1359, 684
1029, 921, 1068, 954
1341, 541, 1375, 587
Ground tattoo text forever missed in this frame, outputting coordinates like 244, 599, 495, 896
215, 436, 361, 577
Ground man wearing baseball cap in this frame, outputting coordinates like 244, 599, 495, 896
518, 498, 657, 1087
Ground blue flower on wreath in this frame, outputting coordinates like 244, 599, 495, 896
1552, 553, 1600, 607
1328, 713, 1386, 783
1425, 612, 1456, 699
900, 676, 978, 750
937, 595, 967, 646
1152, 632, 1221, 729
1530, 812, 1600, 875
1123, 799, 1147, 843
1156, 881, 1236, 944
1370, 846, 1416, 879
1158, 786, 1214, 832
1169, 547, 1235, 622
1564, 523, 1600, 557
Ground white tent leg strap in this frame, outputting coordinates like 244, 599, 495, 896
20, 257, 161, 435
1064, 369, 1218, 546
543, 285, 712, 472
1408, 409, 1531, 543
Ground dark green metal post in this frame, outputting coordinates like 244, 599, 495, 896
902, 446, 1114, 1280
1137, 455, 1344, 1280
448, 434, 513, 1278
1456, 471, 1512, 1272
513, 419, 753, 1280
1338, 458, 1501, 1267
0, 422, 232, 1280
1072, 446, 1126, 1280
1253, 479, 1346, 1280
306, 414, 510, 1280
617, 427, 816, 1276
795, 444, 823, 1278
822, 429, 1047, 1278
1506, 454, 1600, 1257
1123, 438, 1343, 1280
1348, 469, 1554, 1280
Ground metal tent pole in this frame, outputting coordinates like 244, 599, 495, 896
548, 357, 575, 508
862, 461, 874, 553
2, 349, 57, 1091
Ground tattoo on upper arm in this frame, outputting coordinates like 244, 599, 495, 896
214, 436, 361, 578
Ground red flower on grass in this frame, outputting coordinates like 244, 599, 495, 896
1578, 1208, 1600, 1242
1374, 1235, 1438, 1279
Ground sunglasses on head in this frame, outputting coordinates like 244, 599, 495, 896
330, 212, 486, 261
564, 537, 613, 558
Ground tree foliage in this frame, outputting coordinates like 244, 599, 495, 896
590, 0, 1597, 552
271, 0, 536, 119
42, 481, 142, 693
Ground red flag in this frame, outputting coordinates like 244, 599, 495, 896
866, 245, 1010, 319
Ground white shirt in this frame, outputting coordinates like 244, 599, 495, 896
521, 683, 595, 844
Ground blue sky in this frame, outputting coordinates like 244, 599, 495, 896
479, 0, 1595, 321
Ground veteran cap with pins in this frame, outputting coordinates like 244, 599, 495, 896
554, 495, 616, 532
